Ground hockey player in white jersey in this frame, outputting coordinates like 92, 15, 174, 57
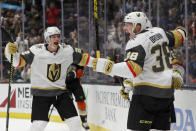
89, 12, 187, 130
4, 26, 91, 131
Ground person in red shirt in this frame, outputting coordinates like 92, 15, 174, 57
46, 2, 60, 26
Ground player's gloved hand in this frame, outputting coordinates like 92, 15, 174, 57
80, 115, 90, 130
4, 42, 21, 67
172, 70, 183, 89
8, 42, 18, 54
120, 79, 133, 100
172, 57, 184, 89
66, 70, 76, 82
92, 58, 114, 75
120, 86, 129, 100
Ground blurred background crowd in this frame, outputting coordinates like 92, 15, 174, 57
0, 0, 196, 87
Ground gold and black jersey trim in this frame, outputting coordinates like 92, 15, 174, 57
134, 82, 171, 88
125, 45, 146, 68
31, 86, 67, 90
133, 83, 173, 98
20, 50, 34, 65
18, 56, 26, 67
166, 30, 183, 48
171, 30, 183, 47
126, 61, 142, 77
171, 58, 183, 66
73, 48, 90, 66
78, 53, 90, 66
125, 45, 145, 77
31, 87, 67, 96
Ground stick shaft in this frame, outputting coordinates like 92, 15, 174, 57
6, 54, 13, 131
94, 0, 100, 58
3, 27, 14, 131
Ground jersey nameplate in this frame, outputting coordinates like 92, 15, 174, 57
149, 33, 163, 43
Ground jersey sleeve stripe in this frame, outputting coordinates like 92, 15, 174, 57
18, 56, 26, 67
78, 53, 89, 66
172, 62, 183, 66
176, 30, 184, 44
126, 61, 137, 77
85, 55, 90, 66
18, 56, 22, 67
171, 59, 183, 66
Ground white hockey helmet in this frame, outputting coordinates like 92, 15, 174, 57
146, 19, 152, 28
44, 26, 61, 43
124, 12, 149, 32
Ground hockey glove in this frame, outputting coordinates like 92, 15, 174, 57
172, 63, 184, 89
80, 115, 90, 130
66, 70, 76, 83
7, 42, 18, 54
4, 42, 21, 67
120, 86, 129, 100
172, 70, 183, 89
120, 79, 133, 100
92, 58, 114, 75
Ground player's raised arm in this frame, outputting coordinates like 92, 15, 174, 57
166, 26, 188, 48
72, 47, 95, 68
4, 42, 29, 68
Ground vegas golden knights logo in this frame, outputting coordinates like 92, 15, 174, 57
136, 13, 140, 17
47, 64, 61, 82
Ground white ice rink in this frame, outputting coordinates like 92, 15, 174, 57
0, 118, 70, 131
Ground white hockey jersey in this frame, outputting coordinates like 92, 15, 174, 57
125, 27, 174, 98
21, 44, 74, 96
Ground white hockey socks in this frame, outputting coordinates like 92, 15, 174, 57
30, 120, 48, 131
66, 116, 82, 131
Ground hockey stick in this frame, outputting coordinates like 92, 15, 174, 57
1, 27, 14, 131
94, 0, 100, 58
48, 105, 54, 120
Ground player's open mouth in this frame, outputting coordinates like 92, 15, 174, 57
54, 42, 58, 45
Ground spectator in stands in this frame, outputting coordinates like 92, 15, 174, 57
28, 28, 38, 46
189, 49, 196, 83
25, 5, 42, 32
125, 0, 133, 12
21, 64, 31, 82
66, 30, 78, 48
190, 12, 196, 43
189, 0, 196, 14
1, 17, 9, 29
46, 2, 60, 27
16, 31, 29, 53
0, 63, 9, 82
10, 17, 22, 39
34, 35, 43, 45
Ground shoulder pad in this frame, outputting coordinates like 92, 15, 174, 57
30, 44, 45, 54
74, 48, 83, 53
125, 35, 147, 51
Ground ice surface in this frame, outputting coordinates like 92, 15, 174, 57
0, 118, 69, 131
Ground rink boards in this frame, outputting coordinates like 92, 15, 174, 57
0, 83, 196, 131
